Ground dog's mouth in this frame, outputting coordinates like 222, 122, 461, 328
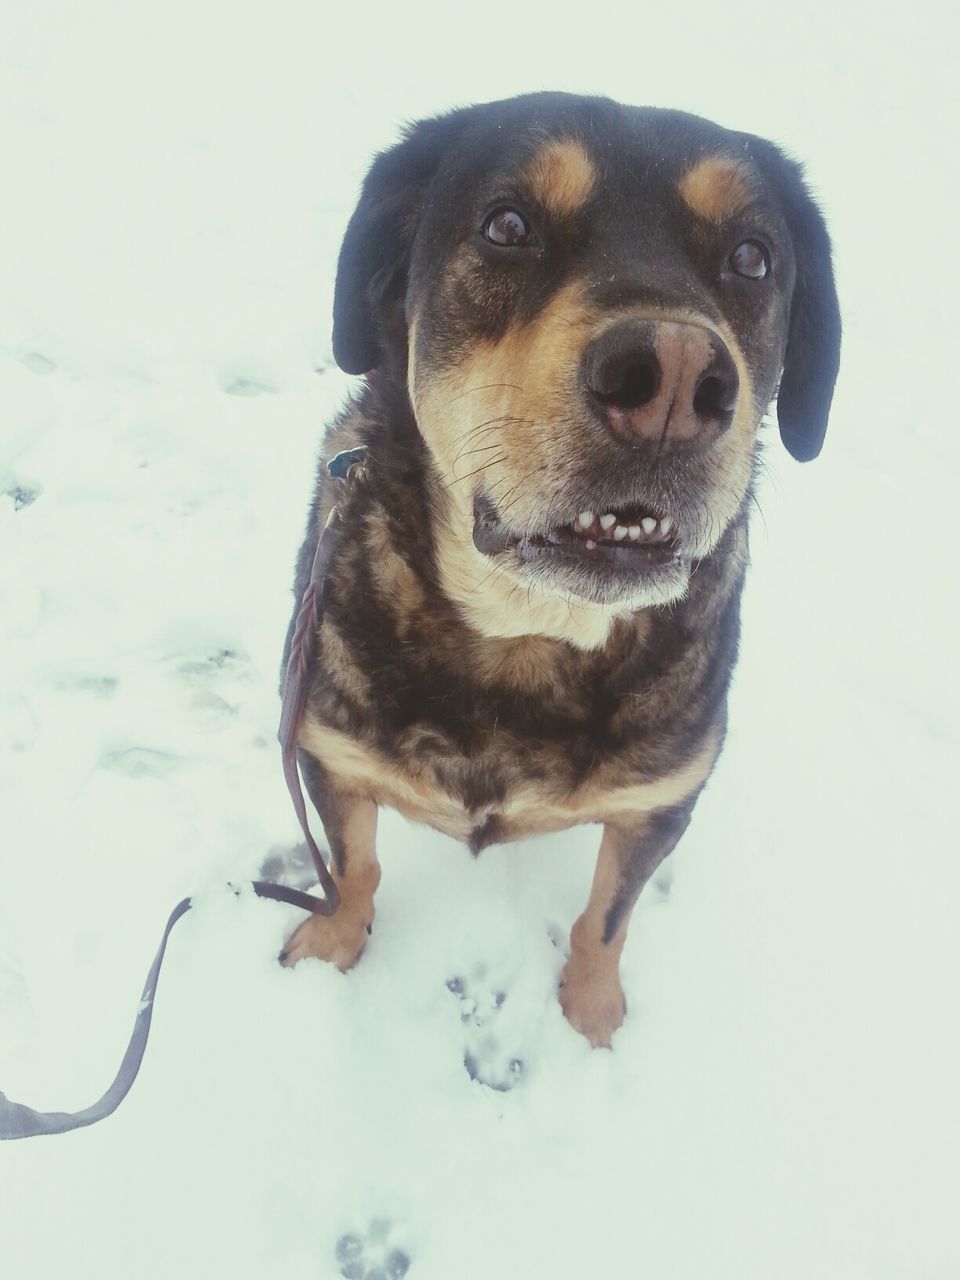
545, 505, 676, 550
472, 492, 689, 603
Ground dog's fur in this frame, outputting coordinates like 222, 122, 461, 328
279, 92, 840, 1046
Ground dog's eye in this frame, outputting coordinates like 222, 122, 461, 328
729, 240, 769, 279
482, 208, 535, 248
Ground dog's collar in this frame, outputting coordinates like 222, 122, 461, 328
326, 445, 370, 480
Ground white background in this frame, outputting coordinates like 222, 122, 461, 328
1, 2, 958, 1277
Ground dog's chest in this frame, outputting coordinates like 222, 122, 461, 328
301, 555, 725, 844
298, 711, 717, 846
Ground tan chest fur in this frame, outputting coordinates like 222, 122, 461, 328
298, 712, 720, 843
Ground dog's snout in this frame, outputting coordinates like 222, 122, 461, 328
582, 320, 739, 450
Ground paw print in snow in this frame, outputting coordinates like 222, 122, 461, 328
258, 841, 317, 890
177, 647, 245, 683
335, 1218, 410, 1280
4, 483, 41, 511
447, 967, 525, 1092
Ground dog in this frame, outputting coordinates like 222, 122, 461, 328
279, 92, 840, 1047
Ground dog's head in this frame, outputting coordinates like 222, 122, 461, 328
332, 93, 840, 620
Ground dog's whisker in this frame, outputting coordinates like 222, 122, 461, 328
448, 415, 534, 454
443, 382, 526, 407
454, 440, 513, 462
467, 557, 518, 598
445, 455, 508, 488
493, 462, 556, 519
450, 418, 535, 466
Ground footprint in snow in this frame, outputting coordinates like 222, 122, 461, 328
258, 842, 318, 890
221, 375, 277, 397
50, 673, 118, 697
653, 864, 674, 901
447, 966, 525, 1092
99, 747, 182, 779
20, 352, 57, 376
2, 482, 41, 511
174, 648, 246, 725
335, 1217, 410, 1280
177, 647, 245, 682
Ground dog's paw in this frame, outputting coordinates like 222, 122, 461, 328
279, 906, 370, 973
335, 1218, 411, 1280
447, 968, 525, 1092
558, 956, 626, 1048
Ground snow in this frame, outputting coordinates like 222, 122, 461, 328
2, 2, 958, 1277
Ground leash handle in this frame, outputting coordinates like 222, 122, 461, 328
0, 881, 329, 1140
1, 448, 371, 1139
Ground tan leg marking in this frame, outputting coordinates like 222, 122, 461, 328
559, 825, 631, 1047
560, 806, 692, 1047
280, 798, 380, 972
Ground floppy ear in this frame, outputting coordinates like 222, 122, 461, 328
751, 141, 841, 461
332, 113, 465, 375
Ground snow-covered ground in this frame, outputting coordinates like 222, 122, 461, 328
2, 3, 958, 1277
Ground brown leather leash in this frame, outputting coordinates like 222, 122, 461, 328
0, 448, 367, 1140
276, 443, 371, 916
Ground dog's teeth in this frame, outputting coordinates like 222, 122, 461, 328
659, 515, 673, 534
641, 517, 658, 535
577, 510, 595, 528
585, 538, 597, 550
613, 525, 628, 541
599, 513, 617, 531
628, 525, 641, 540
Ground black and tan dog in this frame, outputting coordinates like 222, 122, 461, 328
279, 92, 840, 1047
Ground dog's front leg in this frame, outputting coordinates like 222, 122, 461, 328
280, 751, 381, 972
560, 805, 694, 1047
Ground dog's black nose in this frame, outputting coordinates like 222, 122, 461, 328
582, 319, 739, 450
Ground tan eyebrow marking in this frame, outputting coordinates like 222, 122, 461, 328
679, 155, 758, 222
522, 138, 596, 215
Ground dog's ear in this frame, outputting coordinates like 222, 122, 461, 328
332, 113, 464, 375
751, 140, 841, 462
